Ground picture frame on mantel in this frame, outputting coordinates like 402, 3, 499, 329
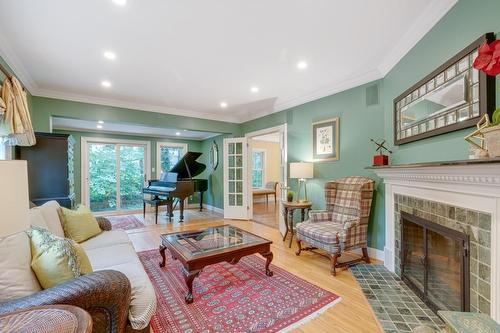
393, 33, 496, 145
312, 117, 339, 161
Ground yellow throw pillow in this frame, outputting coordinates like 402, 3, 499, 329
27, 226, 93, 289
58, 205, 102, 243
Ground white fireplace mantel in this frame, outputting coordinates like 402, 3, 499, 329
371, 158, 500, 322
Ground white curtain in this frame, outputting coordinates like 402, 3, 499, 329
0, 76, 35, 146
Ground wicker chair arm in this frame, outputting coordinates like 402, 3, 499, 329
95, 216, 113, 231
308, 210, 332, 223
0, 270, 131, 333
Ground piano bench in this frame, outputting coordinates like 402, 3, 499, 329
143, 198, 172, 224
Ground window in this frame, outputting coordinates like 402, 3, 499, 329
252, 149, 265, 188
157, 142, 188, 176
0, 142, 10, 160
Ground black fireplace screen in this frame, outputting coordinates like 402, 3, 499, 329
400, 211, 470, 313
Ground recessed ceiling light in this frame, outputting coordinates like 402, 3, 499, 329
101, 80, 111, 88
98, 120, 104, 124
103, 51, 116, 60
297, 61, 308, 70
112, 0, 127, 6
96, 125, 103, 129
250, 86, 259, 93
220, 102, 228, 108
175, 132, 181, 136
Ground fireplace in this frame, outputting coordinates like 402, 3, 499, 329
400, 211, 470, 313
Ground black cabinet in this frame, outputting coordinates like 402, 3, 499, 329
16, 132, 75, 208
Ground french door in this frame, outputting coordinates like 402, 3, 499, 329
82, 138, 151, 212
223, 138, 249, 219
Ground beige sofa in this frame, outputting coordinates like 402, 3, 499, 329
0, 201, 156, 332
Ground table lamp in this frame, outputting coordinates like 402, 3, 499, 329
0, 160, 30, 237
289, 162, 313, 202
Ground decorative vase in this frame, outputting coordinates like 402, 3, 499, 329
482, 124, 500, 157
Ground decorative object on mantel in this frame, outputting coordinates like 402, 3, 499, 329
464, 114, 490, 158
473, 39, 500, 76
289, 162, 313, 202
394, 33, 496, 145
481, 108, 500, 157
0, 66, 36, 146
312, 117, 339, 161
370, 138, 392, 166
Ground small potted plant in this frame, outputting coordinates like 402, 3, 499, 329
287, 190, 294, 202
482, 108, 500, 157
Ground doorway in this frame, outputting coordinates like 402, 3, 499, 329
81, 137, 151, 212
245, 125, 287, 235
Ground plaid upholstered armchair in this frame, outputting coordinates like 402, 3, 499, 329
295, 176, 375, 276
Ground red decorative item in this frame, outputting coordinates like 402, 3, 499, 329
373, 154, 389, 166
473, 40, 500, 76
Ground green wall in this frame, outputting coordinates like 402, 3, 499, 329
241, 81, 386, 250
383, 0, 500, 163
199, 135, 227, 209
53, 129, 202, 204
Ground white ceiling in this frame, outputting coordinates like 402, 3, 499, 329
0, 0, 456, 124
52, 117, 220, 140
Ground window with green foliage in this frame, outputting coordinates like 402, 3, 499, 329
252, 150, 265, 188
160, 146, 184, 172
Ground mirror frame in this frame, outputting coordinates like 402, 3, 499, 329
209, 140, 219, 171
393, 33, 496, 145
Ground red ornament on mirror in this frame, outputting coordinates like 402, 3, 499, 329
473, 40, 500, 76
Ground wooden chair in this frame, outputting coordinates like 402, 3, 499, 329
295, 176, 375, 276
252, 181, 278, 204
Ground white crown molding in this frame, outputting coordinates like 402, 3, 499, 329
377, 0, 458, 76
31, 88, 242, 124
0, 30, 38, 91
238, 69, 384, 123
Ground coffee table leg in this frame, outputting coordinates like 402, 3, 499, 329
159, 245, 166, 267
261, 251, 274, 277
184, 270, 200, 304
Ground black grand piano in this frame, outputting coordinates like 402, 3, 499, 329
143, 151, 208, 223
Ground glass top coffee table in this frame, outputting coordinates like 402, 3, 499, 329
159, 225, 273, 303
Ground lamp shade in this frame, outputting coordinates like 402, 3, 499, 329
0, 160, 30, 237
289, 162, 313, 179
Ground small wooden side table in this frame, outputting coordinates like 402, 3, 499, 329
282, 201, 312, 248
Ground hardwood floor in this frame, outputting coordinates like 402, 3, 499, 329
252, 201, 279, 229
114, 207, 383, 333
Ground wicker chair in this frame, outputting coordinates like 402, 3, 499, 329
295, 176, 375, 276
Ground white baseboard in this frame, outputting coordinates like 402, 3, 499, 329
350, 247, 385, 262
187, 203, 224, 215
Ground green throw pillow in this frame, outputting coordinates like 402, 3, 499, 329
27, 226, 93, 289
58, 205, 102, 243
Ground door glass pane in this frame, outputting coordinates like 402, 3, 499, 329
227, 141, 244, 207
427, 229, 462, 311
119, 145, 145, 210
88, 144, 117, 212
160, 145, 185, 173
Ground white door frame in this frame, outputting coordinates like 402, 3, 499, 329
81, 137, 151, 211
155, 141, 188, 178
245, 124, 287, 235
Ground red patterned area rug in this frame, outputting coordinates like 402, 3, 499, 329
106, 215, 145, 231
138, 250, 341, 333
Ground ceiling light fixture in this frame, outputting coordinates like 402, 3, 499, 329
250, 86, 259, 93
103, 51, 116, 60
101, 80, 111, 88
112, 0, 127, 6
98, 120, 104, 124
220, 102, 228, 108
175, 132, 181, 136
96, 125, 103, 129
297, 61, 308, 70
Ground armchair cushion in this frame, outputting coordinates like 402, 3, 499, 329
296, 222, 344, 253
308, 210, 332, 223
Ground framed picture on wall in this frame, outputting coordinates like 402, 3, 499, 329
312, 117, 339, 161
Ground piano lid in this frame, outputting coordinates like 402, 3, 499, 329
170, 151, 206, 179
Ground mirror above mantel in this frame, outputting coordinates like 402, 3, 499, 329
394, 33, 496, 145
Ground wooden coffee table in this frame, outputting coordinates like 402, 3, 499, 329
159, 225, 273, 303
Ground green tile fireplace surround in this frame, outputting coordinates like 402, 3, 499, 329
2, 0, 499, 254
